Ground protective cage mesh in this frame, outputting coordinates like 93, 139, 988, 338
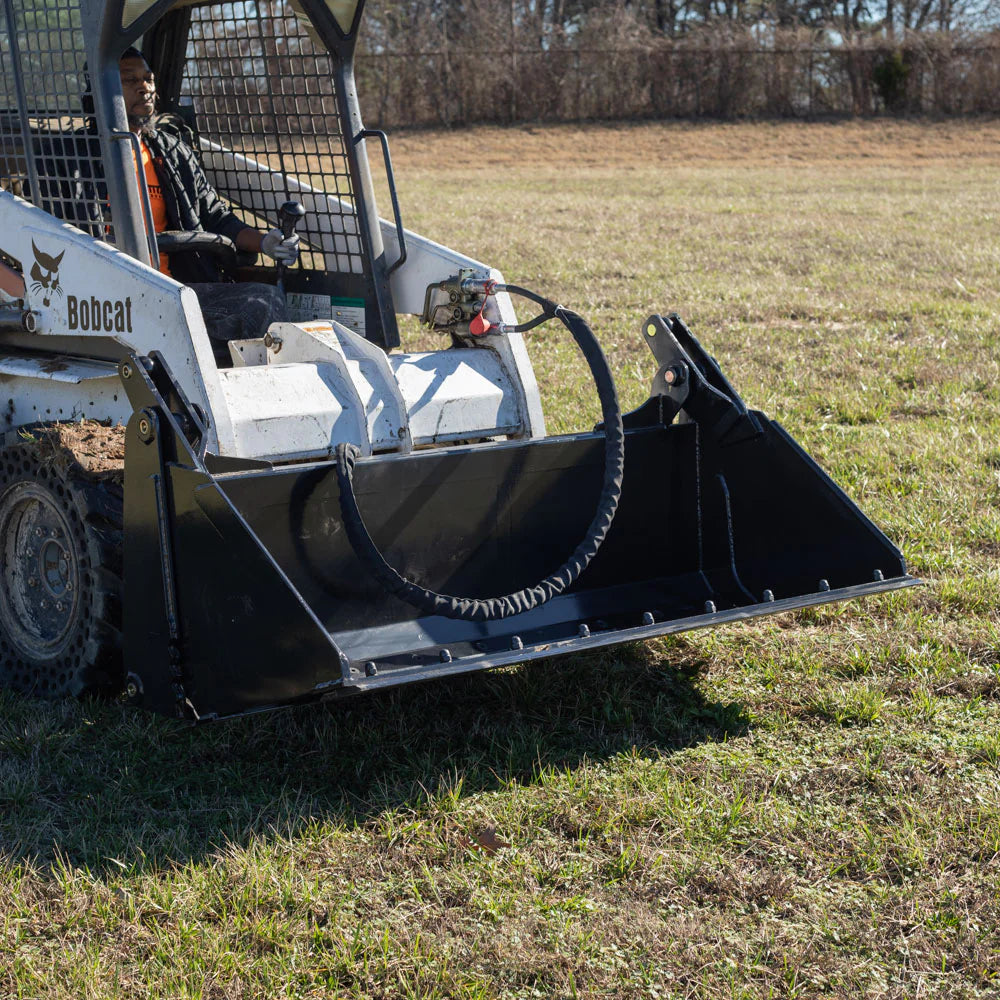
182, 0, 365, 275
0, 0, 119, 254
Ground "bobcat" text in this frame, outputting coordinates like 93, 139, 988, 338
66, 295, 133, 333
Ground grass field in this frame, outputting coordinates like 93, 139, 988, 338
2, 119, 999, 998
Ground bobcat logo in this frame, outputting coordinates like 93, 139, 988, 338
29, 241, 65, 307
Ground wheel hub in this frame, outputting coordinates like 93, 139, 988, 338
40, 536, 72, 598
0, 483, 80, 657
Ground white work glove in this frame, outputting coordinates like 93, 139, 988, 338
260, 228, 300, 266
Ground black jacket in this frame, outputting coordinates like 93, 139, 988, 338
36, 121, 246, 283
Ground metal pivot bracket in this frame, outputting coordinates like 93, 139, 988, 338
640, 314, 764, 446
119, 352, 209, 463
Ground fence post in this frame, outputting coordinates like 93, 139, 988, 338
808, 49, 813, 116
575, 48, 582, 120
509, 0, 517, 122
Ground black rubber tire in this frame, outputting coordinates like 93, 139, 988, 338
0, 430, 124, 698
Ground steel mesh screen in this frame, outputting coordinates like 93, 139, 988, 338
183, 0, 364, 275
0, 0, 117, 248
0, 2, 26, 206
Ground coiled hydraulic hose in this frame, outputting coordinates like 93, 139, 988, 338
333, 283, 624, 622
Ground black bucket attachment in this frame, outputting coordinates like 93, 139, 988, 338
120, 317, 917, 720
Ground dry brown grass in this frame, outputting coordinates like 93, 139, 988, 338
383, 118, 1000, 170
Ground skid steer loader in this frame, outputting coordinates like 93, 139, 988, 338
0, 0, 916, 720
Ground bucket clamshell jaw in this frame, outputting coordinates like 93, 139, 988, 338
120, 317, 918, 721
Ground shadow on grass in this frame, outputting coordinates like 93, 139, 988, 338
0, 639, 747, 874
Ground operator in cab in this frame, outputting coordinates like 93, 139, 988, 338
118, 47, 298, 361
37, 48, 298, 363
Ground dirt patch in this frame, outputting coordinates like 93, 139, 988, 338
33, 421, 126, 476
889, 674, 1000, 701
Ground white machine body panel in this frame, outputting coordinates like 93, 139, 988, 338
0, 354, 130, 429
262, 321, 410, 455
200, 147, 547, 440
389, 351, 520, 447
219, 322, 528, 462
217, 364, 359, 463
1, 165, 545, 464
0, 192, 235, 453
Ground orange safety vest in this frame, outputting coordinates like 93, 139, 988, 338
133, 139, 172, 277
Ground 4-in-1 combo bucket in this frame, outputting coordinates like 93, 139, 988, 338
120, 312, 916, 721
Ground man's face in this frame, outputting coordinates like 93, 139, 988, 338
120, 56, 155, 128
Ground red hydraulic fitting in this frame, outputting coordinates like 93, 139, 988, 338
460, 276, 497, 297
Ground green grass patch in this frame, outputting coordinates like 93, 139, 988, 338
3, 121, 1000, 998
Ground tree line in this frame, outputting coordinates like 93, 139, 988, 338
362, 0, 998, 47
353, 0, 1000, 124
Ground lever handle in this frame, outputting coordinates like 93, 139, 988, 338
275, 201, 306, 293
279, 200, 306, 239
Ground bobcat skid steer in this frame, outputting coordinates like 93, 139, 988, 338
0, 0, 916, 720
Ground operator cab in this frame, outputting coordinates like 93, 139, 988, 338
0, 0, 402, 357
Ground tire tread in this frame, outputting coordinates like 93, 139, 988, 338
0, 427, 125, 698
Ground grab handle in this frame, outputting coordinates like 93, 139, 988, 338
355, 128, 407, 275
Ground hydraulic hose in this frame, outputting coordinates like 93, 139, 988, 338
333, 285, 624, 622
